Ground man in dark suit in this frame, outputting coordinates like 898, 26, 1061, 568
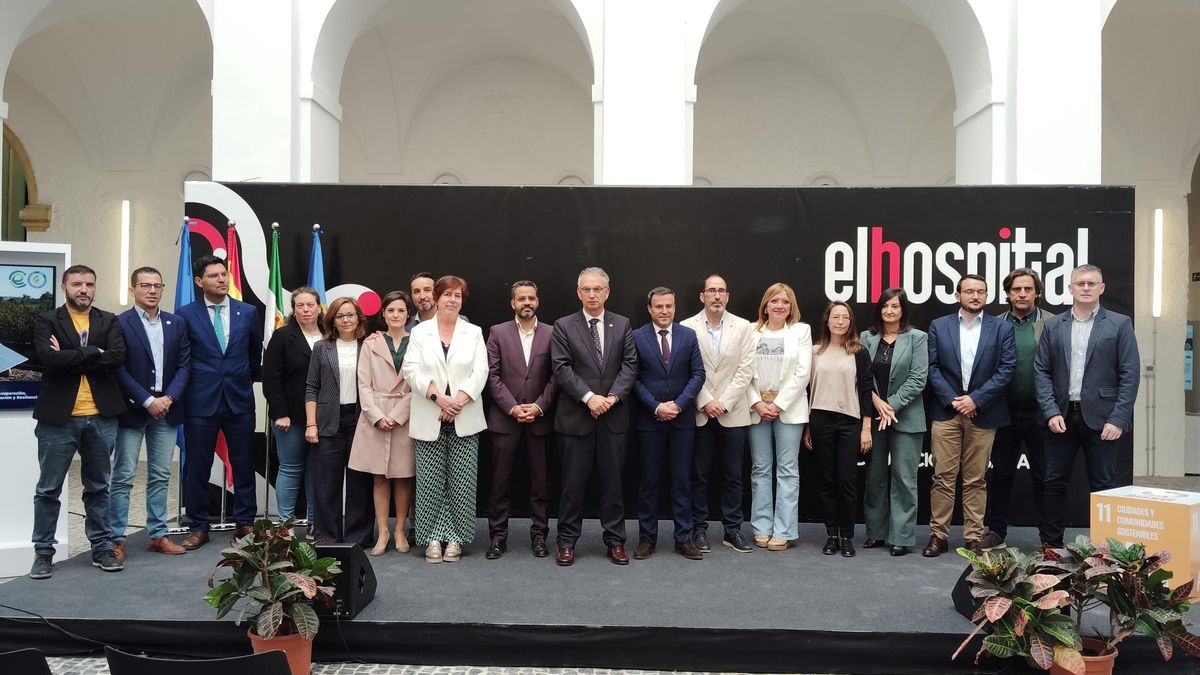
30, 265, 127, 579
176, 254, 263, 549
485, 280, 557, 559
1034, 264, 1140, 548
980, 268, 1055, 551
924, 273, 1015, 558
111, 266, 190, 559
631, 287, 706, 560
551, 266, 638, 566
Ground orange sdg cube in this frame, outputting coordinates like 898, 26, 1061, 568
1090, 486, 1200, 599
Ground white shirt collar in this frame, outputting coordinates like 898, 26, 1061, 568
205, 296, 230, 310
583, 310, 604, 324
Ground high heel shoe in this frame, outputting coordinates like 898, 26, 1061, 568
369, 532, 390, 557
394, 530, 410, 553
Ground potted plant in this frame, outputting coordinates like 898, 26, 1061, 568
952, 546, 1086, 674
1044, 536, 1199, 674
205, 518, 342, 675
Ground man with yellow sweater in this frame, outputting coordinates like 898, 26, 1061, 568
30, 265, 127, 579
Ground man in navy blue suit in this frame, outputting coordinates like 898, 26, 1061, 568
924, 274, 1015, 558
177, 254, 263, 549
1034, 264, 1140, 548
631, 287, 706, 561
111, 267, 190, 559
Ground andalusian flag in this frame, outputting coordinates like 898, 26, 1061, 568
225, 221, 243, 301
307, 224, 327, 307
265, 223, 285, 344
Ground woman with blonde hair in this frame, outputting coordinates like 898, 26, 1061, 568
746, 282, 812, 551
803, 301, 873, 558
350, 290, 416, 555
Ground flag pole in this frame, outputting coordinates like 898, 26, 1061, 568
171, 217, 193, 536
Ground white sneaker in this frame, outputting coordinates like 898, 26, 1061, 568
425, 541, 443, 563
443, 542, 462, 562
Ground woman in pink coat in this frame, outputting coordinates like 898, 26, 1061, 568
350, 291, 416, 555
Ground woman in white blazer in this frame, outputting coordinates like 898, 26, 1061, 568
745, 282, 812, 551
401, 276, 488, 564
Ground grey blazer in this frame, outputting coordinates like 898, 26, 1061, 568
305, 338, 362, 437
860, 328, 928, 434
1033, 306, 1140, 432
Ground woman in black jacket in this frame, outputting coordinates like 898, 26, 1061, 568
262, 287, 323, 524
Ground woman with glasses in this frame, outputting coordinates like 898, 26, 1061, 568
402, 276, 488, 563
803, 301, 873, 558
746, 282, 812, 551
860, 289, 927, 557
350, 290, 416, 555
304, 297, 372, 545
263, 287, 323, 531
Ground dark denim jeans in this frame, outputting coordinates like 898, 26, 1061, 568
1041, 408, 1118, 547
984, 404, 1047, 540
33, 415, 118, 556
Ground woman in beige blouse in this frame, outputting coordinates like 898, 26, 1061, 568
803, 301, 873, 558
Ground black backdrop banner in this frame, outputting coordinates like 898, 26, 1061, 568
185, 183, 1135, 529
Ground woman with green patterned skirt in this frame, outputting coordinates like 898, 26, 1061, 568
401, 276, 488, 563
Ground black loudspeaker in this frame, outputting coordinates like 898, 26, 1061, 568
952, 564, 983, 622
314, 543, 376, 619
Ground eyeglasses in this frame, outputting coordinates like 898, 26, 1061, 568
1072, 281, 1100, 289
579, 286, 608, 295
334, 313, 357, 321
134, 283, 166, 291
958, 289, 987, 296
703, 288, 728, 295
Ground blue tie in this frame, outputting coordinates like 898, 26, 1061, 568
212, 305, 227, 353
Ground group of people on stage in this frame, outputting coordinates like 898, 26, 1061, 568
28, 257, 1139, 579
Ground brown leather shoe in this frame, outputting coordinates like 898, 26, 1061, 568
922, 535, 948, 558
964, 539, 984, 556
607, 545, 629, 565
182, 531, 210, 550
674, 541, 704, 560
555, 546, 574, 566
633, 540, 655, 559
112, 540, 125, 562
233, 524, 254, 540
146, 536, 187, 555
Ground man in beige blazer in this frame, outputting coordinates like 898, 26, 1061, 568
679, 274, 757, 553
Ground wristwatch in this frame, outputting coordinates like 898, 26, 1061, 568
429, 393, 438, 401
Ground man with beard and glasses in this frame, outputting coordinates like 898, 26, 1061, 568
924, 273, 1015, 558
30, 265, 128, 579
484, 280, 557, 559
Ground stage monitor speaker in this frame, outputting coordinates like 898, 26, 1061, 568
952, 564, 983, 622
314, 543, 376, 619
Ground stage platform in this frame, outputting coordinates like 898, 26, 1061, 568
1, 520, 1196, 674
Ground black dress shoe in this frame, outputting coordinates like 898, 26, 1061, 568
722, 530, 752, 553
692, 530, 711, 553
822, 536, 840, 555
840, 537, 856, 558
532, 535, 549, 558
485, 539, 506, 560
890, 545, 909, 557
862, 538, 886, 549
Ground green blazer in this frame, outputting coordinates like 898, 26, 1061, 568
860, 328, 928, 434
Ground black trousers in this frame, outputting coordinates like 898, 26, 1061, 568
488, 428, 550, 541
984, 404, 1047, 540
811, 409, 862, 537
1040, 406, 1119, 547
310, 405, 373, 545
691, 421, 746, 535
557, 425, 627, 548
637, 427, 694, 545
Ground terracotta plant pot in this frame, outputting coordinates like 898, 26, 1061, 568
247, 628, 314, 675
1049, 638, 1117, 675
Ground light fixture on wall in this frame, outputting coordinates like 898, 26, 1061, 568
1152, 208, 1163, 318
119, 200, 131, 305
